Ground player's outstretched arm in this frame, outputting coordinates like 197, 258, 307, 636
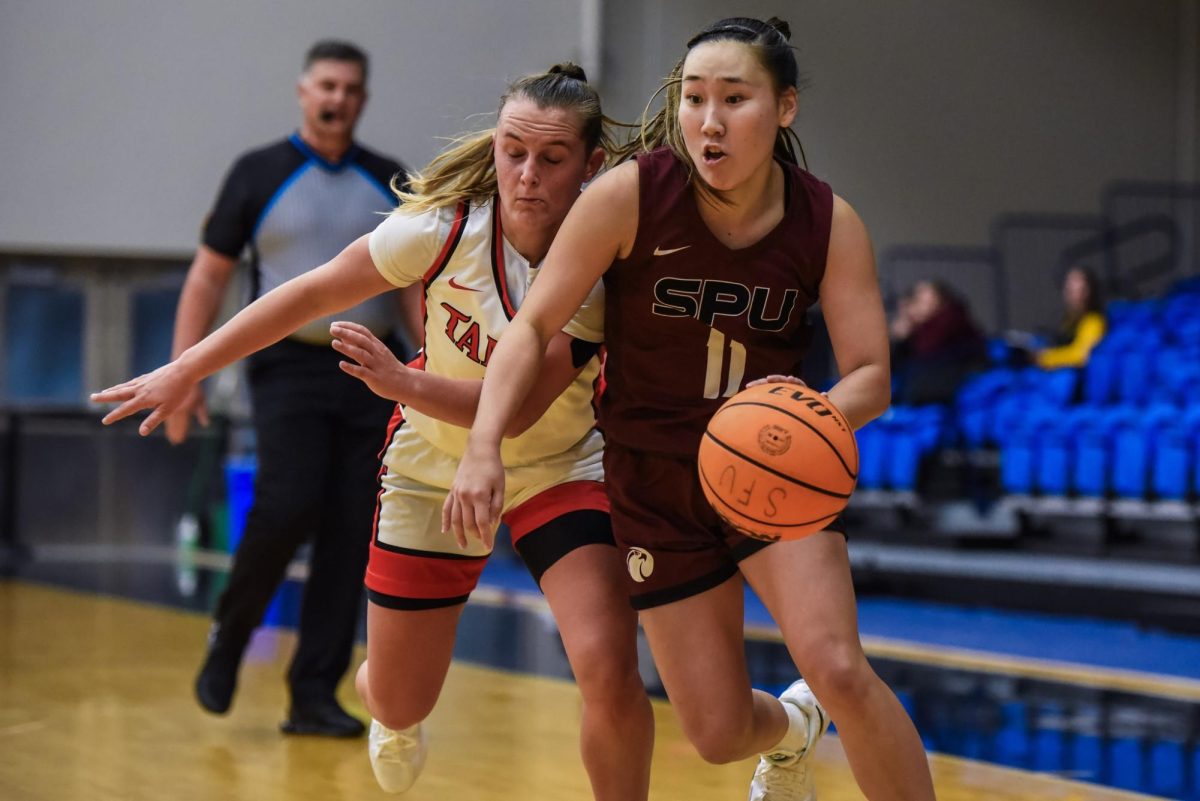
331, 321, 589, 435
91, 235, 393, 435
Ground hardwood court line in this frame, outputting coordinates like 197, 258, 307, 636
928, 752, 1167, 801
744, 621, 1200, 702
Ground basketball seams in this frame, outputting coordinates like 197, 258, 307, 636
711, 399, 858, 481
701, 431, 853, 499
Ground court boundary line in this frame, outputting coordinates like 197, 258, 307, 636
18, 545, 1200, 703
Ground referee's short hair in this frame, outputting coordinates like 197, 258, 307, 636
304, 40, 369, 82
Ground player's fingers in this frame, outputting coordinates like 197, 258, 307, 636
91, 385, 137, 404
101, 397, 147, 425
331, 322, 380, 353
196, 400, 210, 428
450, 498, 469, 549
762, 374, 806, 386
330, 338, 366, 364
338, 360, 368, 378
342, 326, 389, 359
332, 320, 372, 336
484, 494, 502, 549
138, 407, 168, 437
470, 497, 493, 547
459, 499, 481, 548
164, 409, 192, 444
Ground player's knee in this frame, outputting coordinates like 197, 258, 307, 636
803, 643, 871, 702
569, 636, 642, 707
369, 681, 437, 731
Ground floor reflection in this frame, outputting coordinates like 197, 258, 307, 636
8, 546, 1200, 800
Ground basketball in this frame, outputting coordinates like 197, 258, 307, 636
698, 382, 859, 542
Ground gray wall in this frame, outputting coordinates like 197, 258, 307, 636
1, 0, 1196, 263
600, 0, 1193, 258
0, 0, 593, 255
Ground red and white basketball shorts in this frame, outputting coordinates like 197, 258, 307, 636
366, 420, 610, 609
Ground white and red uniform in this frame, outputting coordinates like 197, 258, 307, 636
363, 198, 609, 607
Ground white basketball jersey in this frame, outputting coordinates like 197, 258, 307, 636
368, 198, 603, 467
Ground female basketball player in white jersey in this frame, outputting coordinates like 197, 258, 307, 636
449, 20, 937, 801
93, 65, 654, 800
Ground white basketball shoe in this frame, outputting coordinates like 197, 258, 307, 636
748, 679, 830, 801
368, 719, 428, 793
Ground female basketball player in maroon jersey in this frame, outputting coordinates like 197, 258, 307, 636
93, 66, 653, 801
449, 18, 937, 801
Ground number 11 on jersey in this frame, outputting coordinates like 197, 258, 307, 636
704, 328, 746, 399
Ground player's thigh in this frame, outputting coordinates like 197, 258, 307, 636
638, 575, 754, 726
540, 542, 639, 684
739, 530, 863, 672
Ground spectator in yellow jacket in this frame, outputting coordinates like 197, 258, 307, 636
1037, 266, 1106, 368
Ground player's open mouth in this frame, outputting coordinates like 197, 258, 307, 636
702, 145, 725, 164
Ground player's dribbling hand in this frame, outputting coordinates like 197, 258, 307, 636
330, 321, 413, 401
747, 374, 807, 388
90, 362, 198, 437
443, 443, 506, 550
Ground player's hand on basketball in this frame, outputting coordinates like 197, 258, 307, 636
747, 374, 807, 388
90, 362, 198, 437
443, 444, 506, 550
163, 385, 210, 445
331, 321, 412, 402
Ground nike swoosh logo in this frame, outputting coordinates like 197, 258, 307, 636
653, 245, 691, 256
447, 276, 480, 292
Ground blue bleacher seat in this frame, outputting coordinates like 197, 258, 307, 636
1108, 736, 1145, 791
1112, 428, 1149, 499
1152, 425, 1191, 500
856, 423, 886, 490
1116, 348, 1155, 405
1148, 740, 1185, 798
1083, 348, 1120, 405
886, 431, 922, 491
1073, 408, 1136, 497
1111, 405, 1178, 499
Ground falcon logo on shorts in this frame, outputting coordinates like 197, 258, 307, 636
626, 547, 654, 583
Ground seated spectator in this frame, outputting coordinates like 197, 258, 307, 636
890, 279, 988, 405
1036, 265, 1106, 368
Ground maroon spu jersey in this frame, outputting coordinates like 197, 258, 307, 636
600, 147, 834, 457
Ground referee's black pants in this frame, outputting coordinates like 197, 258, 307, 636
213, 337, 397, 704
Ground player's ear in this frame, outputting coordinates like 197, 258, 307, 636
583, 147, 605, 183
777, 86, 798, 128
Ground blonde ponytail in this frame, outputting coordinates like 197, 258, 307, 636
392, 130, 496, 215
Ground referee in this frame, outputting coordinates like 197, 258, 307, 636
170, 40, 417, 737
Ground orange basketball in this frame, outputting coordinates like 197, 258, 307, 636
698, 382, 858, 542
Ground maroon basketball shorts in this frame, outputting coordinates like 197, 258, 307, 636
604, 438, 845, 610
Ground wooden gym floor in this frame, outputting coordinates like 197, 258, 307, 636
0, 572, 1175, 801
